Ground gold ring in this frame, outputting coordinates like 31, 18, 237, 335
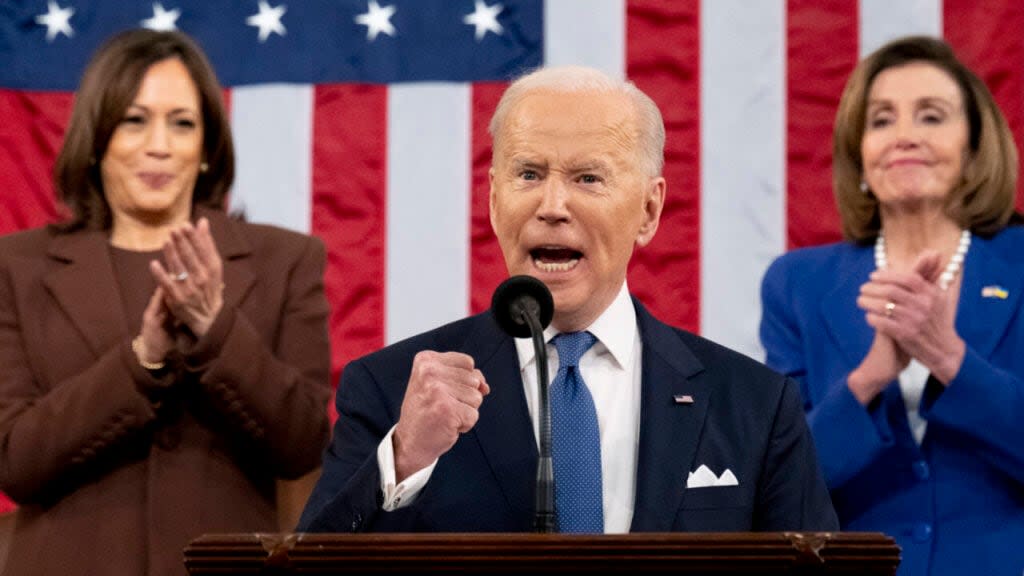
884, 301, 896, 318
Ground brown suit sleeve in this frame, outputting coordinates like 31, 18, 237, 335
180, 234, 332, 478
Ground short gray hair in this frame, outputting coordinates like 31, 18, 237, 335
488, 65, 666, 176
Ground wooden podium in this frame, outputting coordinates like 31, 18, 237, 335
185, 532, 899, 575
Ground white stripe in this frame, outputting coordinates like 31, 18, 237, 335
543, 0, 626, 78
700, 0, 786, 360
386, 84, 471, 344
229, 84, 313, 233
860, 0, 942, 56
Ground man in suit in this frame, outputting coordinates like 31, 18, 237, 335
298, 65, 838, 533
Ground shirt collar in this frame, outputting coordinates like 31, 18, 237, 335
514, 281, 637, 370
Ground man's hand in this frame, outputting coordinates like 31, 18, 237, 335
392, 351, 490, 483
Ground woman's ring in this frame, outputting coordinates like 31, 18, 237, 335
884, 301, 896, 318
175, 271, 189, 282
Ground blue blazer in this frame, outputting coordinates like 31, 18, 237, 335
760, 227, 1024, 576
299, 298, 837, 533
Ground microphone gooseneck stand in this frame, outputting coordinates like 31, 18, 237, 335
490, 275, 556, 533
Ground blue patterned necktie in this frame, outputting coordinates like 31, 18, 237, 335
550, 331, 603, 533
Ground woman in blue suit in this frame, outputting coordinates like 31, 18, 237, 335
761, 36, 1023, 576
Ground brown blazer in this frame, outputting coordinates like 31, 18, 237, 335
0, 210, 332, 576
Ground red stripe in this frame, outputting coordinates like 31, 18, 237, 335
944, 0, 1024, 212
0, 90, 73, 235
627, 1, 701, 333
786, 0, 857, 248
469, 83, 509, 315
311, 84, 387, 413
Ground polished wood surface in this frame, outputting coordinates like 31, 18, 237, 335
185, 532, 900, 575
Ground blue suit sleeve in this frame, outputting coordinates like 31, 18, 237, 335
759, 256, 895, 489
297, 359, 403, 532
920, 345, 1024, 484
806, 377, 895, 488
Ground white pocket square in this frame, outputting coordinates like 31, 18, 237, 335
686, 464, 739, 488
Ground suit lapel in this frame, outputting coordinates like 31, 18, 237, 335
630, 301, 709, 532
819, 246, 875, 367
956, 233, 1024, 359
465, 315, 538, 515
42, 230, 128, 357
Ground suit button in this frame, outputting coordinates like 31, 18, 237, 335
350, 513, 363, 532
912, 461, 930, 481
912, 523, 932, 542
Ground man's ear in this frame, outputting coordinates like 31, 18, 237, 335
489, 166, 498, 234
636, 176, 666, 247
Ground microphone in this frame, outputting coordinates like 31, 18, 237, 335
490, 275, 556, 533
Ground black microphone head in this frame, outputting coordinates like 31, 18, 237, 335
491, 275, 554, 338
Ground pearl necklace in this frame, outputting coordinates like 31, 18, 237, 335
874, 229, 971, 291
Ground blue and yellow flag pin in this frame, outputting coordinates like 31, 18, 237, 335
981, 285, 1009, 299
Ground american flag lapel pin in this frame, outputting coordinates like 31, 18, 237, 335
673, 394, 694, 405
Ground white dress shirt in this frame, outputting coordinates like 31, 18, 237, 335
899, 359, 930, 445
377, 282, 643, 533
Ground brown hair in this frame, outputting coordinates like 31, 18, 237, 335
53, 29, 234, 232
832, 35, 1018, 242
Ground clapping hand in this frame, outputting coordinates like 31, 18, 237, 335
850, 251, 966, 404
859, 250, 965, 384
149, 217, 225, 338
135, 286, 175, 368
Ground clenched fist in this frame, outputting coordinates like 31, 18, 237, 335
393, 351, 490, 483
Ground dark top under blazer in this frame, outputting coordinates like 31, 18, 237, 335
299, 298, 837, 533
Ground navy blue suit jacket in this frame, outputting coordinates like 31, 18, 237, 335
300, 298, 837, 533
761, 227, 1024, 576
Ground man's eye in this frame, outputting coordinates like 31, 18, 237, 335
579, 174, 601, 184
520, 170, 539, 181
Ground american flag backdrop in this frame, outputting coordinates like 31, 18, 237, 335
1, 0, 1023, 514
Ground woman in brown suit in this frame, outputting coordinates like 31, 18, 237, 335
0, 30, 331, 575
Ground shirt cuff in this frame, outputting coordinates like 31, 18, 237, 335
377, 425, 437, 511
